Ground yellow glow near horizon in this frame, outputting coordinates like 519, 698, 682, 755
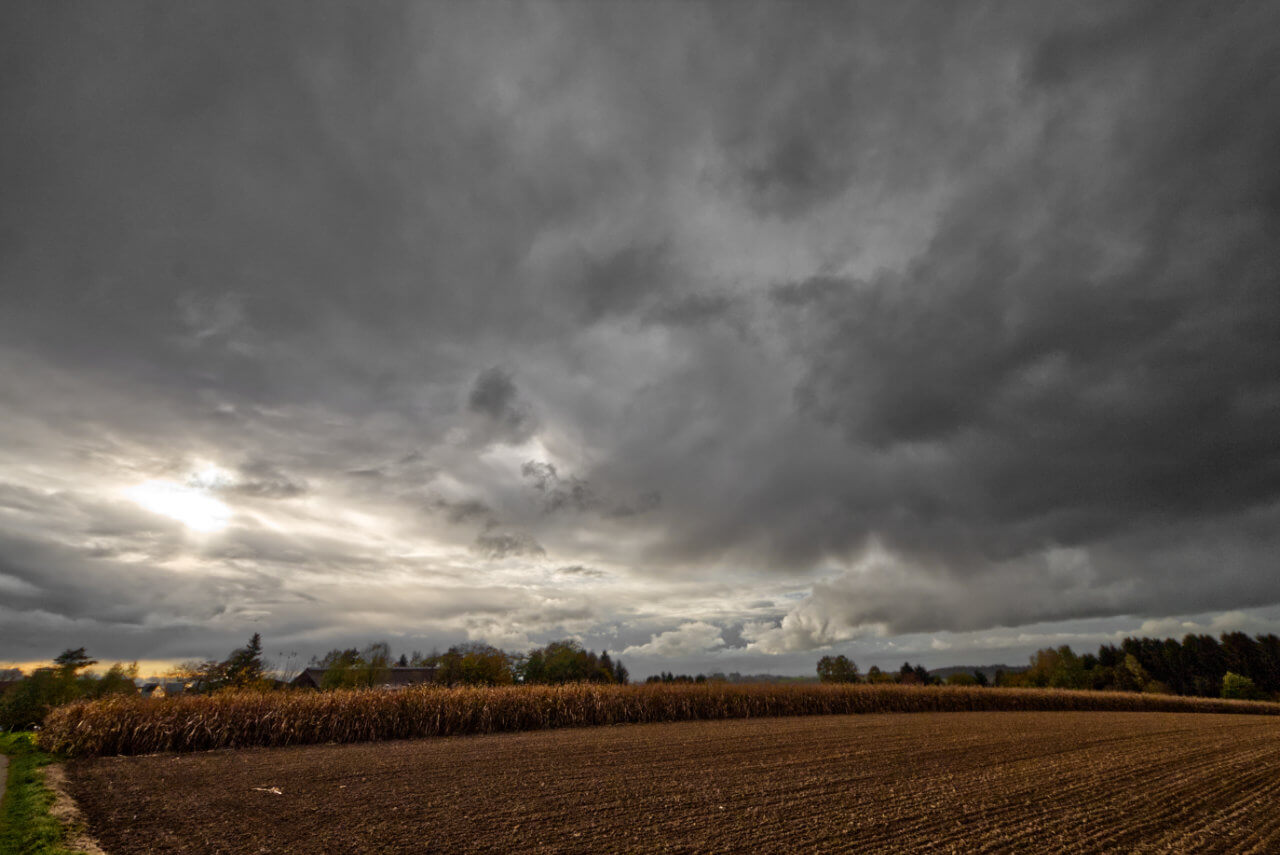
0, 659, 184, 680
124, 479, 232, 533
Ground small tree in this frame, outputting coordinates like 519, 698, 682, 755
866, 665, 893, 684
223, 633, 266, 688
318, 648, 365, 690
93, 662, 139, 697
436, 643, 513, 686
1115, 654, 1150, 693
816, 655, 860, 684
1221, 671, 1264, 700
170, 659, 228, 693
359, 642, 393, 687
520, 649, 546, 684
598, 651, 616, 683
53, 648, 98, 674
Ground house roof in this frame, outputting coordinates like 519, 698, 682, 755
290, 666, 438, 688
385, 667, 438, 685
292, 668, 326, 686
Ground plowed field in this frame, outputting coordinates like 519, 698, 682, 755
66, 712, 1280, 854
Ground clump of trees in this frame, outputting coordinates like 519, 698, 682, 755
814, 632, 1279, 701
0, 648, 138, 731
998, 633, 1280, 700
309, 639, 629, 688
171, 633, 272, 693
519, 640, 628, 685
645, 672, 709, 684
813, 659, 948, 686
436, 643, 514, 686
312, 642, 394, 689
817, 655, 860, 683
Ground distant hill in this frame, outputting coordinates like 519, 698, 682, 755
928, 665, 1027, 683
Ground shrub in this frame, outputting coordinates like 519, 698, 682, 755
1221, 672, 1265, 700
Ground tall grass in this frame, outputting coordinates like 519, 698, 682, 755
39, 682, 1280, 757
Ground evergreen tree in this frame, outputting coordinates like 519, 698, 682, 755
223, 633, 265, 688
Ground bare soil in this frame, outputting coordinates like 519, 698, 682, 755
66, 712, 1280, 854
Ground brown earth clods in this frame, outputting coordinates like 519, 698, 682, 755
66, 711, 1280, 854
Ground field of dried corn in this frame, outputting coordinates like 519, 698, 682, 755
65, 711, 1280, 854
39, 682, 1280, 756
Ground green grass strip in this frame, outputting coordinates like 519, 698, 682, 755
0, 732, 79, 855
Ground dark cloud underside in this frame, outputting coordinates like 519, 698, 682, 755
1, 1, 1278, 665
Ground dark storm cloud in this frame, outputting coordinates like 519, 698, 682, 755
773, 5, 1280, 547
429, 498, 493, 527
644, 292, 742, 331
2, 1, 1279, 666
739, 2, 1280, 646
606, 491, 662, 520
521, 461, 596, 514
467, 368, 536, 445
556, 565, 606, 579
473, 526, 545, 560
576, 243, 672, 322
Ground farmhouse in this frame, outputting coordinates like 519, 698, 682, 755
138, 679, 188, 698
290, 666, 438, 690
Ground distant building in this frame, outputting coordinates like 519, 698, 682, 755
290, 666, 438, 690
139, 680, 188, 698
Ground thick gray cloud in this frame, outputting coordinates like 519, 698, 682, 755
467, 368, 536, 445
2, 2, 1278, 673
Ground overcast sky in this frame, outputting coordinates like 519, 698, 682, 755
3, 2, 1279, 678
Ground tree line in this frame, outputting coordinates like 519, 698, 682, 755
309, 639, 629, 689
2, 634, 274, 730
998, 632, 1280, 700
816, 655, 980, 686
8, 629, 1277, 731
815, 632, 1280, 700
0, 648, 140, 730
0, 634, 630, 728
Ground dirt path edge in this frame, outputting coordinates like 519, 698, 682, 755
42, 764, 108, 855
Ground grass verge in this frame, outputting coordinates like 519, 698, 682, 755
0, 732, 79, 855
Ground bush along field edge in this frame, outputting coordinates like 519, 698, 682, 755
38, 681, 1280, 758
0, 731, 99, 855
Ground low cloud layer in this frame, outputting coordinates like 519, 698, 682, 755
1, 3, 1278, 673
623, 622, 727, 659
